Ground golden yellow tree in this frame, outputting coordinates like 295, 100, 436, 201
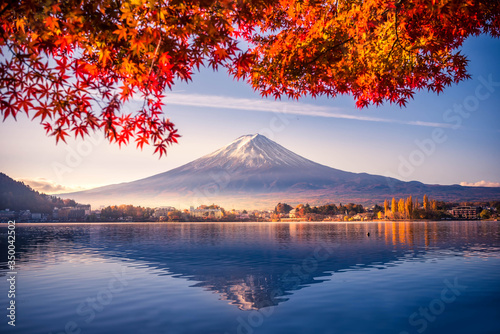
423, 194, 430, 211
398, 198, 406, 219
405, 196, 414, 219
431, 200, 438, 211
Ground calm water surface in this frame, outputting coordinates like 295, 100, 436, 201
1, 221, 499, 334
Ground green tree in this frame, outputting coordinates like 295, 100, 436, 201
480, 209, 491, 219
275, 203, 292, 214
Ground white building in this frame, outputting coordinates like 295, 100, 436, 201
190, 206, 223, 219
153, 207, 176, 218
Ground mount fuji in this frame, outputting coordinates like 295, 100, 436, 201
61, 134, 500, 209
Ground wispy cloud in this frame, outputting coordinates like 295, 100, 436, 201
17, 178, 90, 194
460, 180, 500, 188
165, 93, 453, 128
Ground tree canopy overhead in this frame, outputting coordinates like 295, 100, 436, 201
1, 0, 499, 156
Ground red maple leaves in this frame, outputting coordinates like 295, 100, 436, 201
246, 0, 499, 109
1, 0, 499, 156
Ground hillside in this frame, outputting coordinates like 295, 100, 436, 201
0, 173, 76, 213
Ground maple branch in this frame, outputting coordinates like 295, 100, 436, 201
4, 41, 106, 116
148, 35, 162, 79
140, 3, 164, 113
387, 0, 409, 60
1, 0, 494, 153
306, 37, 354, 66
0, 0, 17, 18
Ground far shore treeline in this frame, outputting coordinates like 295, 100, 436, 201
1, 172, 498, 223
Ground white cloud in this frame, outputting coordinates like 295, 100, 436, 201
460, 180, 500, 188
164, 93, 454, 128
17, 178, 90, 194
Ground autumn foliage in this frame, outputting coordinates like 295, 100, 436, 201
249, 0, 500, 107
1, 0, 499, 155
0, 0, 263, 156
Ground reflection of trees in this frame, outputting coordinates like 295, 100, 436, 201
1, 222, 498, 310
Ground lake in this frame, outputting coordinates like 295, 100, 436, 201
1, 221, 499, 334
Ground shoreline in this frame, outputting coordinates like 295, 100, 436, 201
1, 219, 497, 225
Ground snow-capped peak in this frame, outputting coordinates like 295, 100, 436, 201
189, 134, 318, 170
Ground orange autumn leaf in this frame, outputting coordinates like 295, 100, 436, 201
1, 0, 499, 156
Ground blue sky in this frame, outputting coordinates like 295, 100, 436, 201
1, 35, 499, 193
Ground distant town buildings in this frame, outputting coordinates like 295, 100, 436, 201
352, 213, 375, 221
1, 200, 496, 223
0, 209, 48, 222
0, 209, 16, 220
53, 204, 91, 221
153, 206, 176, 219
190, 206, 224, 219
450, 206, 481, 219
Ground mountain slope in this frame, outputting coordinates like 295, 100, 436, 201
188, 134, 318, 170
0, 173, 77, 213
60, 134, 500, 208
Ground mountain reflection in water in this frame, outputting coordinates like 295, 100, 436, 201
2, 221, 499, 311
